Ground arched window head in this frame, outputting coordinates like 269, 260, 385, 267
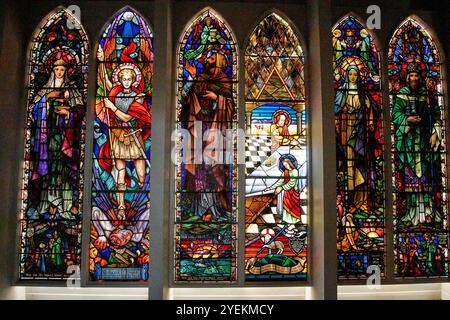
90, 7, 153, 282
389, 17, 448, 278
175, 8, 238, 282
20, 7, 89, 280
245, 12, 308, 281
333, 15, 385, 280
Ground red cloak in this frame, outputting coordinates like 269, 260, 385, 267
98, 84, 152, 179
282, 170, 302, 220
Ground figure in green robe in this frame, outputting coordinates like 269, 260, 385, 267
50, 231, 63, 271
392, 62, 442, 229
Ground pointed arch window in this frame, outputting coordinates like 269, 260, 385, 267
333, 15, 385, 279
389, 17, 448, 278
174, 9, 238, 282
19, 8, 89, 280
90, 8, 153, 282
244, 13, 308, 281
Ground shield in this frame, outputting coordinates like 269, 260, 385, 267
289, 238, 304, 255
289, 232, 307, 255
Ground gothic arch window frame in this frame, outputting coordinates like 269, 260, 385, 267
172, 6, 240, 285
14, 3, 450, 291
332, 13, 386, 281
387, 14, 450, 281
17, 6, 90, 282
169, 7, 313, 287
243, 9, 311, 284
335, 13, 450, 285
87, 5, 154, 285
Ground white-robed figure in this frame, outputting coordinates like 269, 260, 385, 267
92, 205, 150, 250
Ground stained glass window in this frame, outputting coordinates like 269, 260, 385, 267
333, 16, 385, 279
19, 8, 89, 280
244, 13, 308, 281
175, 9, 238, 282
90, 8, 153, 281
389, 17, 448, 278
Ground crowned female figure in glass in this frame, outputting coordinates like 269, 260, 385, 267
24, 49, 85, 275
29, 50, 85, 218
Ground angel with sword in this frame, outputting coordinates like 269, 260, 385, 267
97, 47, 152, 220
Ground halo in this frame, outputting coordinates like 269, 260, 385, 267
112, 63, 142, 87
259, 228, 275, 241
272, 109, 291, 126
278, 153, 299, 172
42, 46, 79, 76
336, 56, 369, 81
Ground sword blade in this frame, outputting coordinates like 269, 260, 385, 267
128, 129, 151, 168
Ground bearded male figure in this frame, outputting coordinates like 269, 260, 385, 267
179, 51, 235, 220
392, 62, 442, 229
